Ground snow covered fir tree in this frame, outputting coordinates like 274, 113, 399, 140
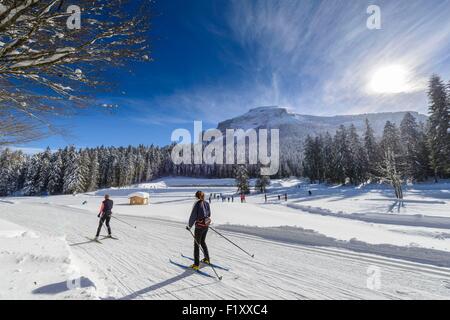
255, 175, 271, 193
234, 165, 250, 194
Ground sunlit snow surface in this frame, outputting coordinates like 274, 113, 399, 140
1, 177, 449, 299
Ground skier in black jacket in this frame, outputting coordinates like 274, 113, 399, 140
95, 194, 113, 240
186, 190, 211, 270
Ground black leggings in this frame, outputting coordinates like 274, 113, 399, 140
194, 227, 209, 266
96, 214, 111, 237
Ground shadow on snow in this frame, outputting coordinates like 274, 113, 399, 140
116, 269, 216, 300
32, 277, 95, 295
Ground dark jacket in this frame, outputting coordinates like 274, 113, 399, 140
101, 199, 114, 215
189, 200, 211, 228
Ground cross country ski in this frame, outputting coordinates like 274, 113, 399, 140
169, 259, 215, 279
101, 235, 119, 240
180, 254, 230, 271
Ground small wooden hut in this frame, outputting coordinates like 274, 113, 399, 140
128, 192, 150, 205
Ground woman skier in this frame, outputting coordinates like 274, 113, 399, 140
95, 194, 114, 240
186, 190, 211, 270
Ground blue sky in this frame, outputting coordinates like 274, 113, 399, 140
18, 0, 450, 151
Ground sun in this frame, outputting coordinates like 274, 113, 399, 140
369, 65, 410, 94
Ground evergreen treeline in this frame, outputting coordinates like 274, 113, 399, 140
0, 75, 448, 197
0, 145, 171, 196
302, 74, 449, 192
302, 115, 429, 187
0, 144, 264, 196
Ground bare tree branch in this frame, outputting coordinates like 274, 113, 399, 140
0, 0, 152, 145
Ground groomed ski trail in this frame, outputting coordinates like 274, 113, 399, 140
1, 201, 450, 300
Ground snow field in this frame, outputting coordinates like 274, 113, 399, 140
0, 218, 97, 299
0, 177, 449, 299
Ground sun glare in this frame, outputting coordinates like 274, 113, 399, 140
369, 65, 411, 94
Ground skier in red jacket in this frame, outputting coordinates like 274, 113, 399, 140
95, 194, 113, 240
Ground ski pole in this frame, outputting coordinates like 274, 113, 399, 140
186, 227, 222, 281
210, 226, 255, 258
111, 215, 137, 229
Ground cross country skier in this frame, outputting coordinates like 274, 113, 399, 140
186, 191, 211, 270
95, 194, 113, 240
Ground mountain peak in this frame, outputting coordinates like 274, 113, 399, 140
217, 107, 428, 139
248, 106, 285, 112
246, 106, 289, 116
218, 106, 292, 131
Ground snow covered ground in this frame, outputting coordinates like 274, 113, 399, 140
281, 181, 449, 217
0, 218, 97, 299
0, 177, 449, 299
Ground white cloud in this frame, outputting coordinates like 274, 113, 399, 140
1, 147, 51, 154
221, 0, 450, 116
127, 1, 450, 123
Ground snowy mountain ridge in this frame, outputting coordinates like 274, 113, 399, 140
217, 106, 428, 139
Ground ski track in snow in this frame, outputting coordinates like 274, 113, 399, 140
1, 201, 450, 300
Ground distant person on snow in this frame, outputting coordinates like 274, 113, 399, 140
308, 190, 312, 196
95, 194, 113, 240
186, 191, 211, 270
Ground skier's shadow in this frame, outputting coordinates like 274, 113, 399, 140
69, 234, 111, 247
69, 239, 97, 246
117, 270, 214, 300
32, 277, 95, 295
